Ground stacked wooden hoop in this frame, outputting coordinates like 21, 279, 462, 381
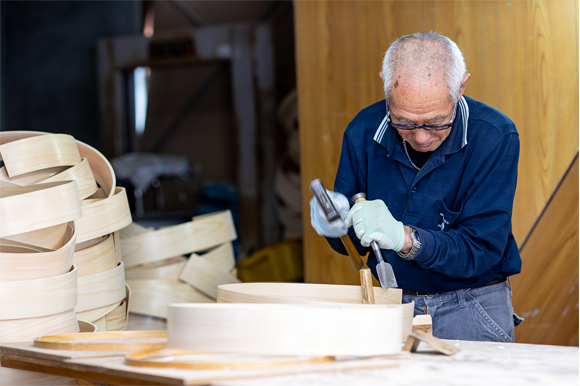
122, 210, 239, 319
0, 131, 132, 335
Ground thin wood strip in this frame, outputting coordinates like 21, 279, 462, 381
2, 223, 71, 251
76, 187, 132, 244
179, 254, 240, 299
167, 303, 403, 356
119, 222, 151, 239
76, 262, 126, 312
113, 230, 122, 264
124, 257, 187, 280
125, 348, 333, 370
0, 181, 82, 239
127, 279, 214, 319
0, 265, 78, 320
43, 157, 98, 200
0, 134, 81, 177
73, 233, 117, 277
32, 331, 167, 351
0, 221, 76, 281
76, 302, 121, 324
0, 239, 51, 252
0, 132, 116, 198
92, 284, 131, 331
0, 308, 79, 343
121, 210, 237, 268
78, 320, 99, 333
201, 242, 236, 272
0, 164, 67, 185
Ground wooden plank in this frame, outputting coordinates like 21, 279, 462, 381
511, 155, 579, 346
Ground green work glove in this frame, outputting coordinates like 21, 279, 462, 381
344, 199, 405, 251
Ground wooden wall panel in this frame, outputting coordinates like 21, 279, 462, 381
295, 0, 578, 302
511, 155, 578, 346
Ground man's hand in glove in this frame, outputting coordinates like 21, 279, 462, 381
309, 190, 350, 238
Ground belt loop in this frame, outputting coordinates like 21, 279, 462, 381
508, 277, 513, 296
457, 289, 467, 308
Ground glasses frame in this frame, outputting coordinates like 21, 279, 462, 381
387, 104, 457, 132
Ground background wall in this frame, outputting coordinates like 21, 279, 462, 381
295, 0, 578, 344
0, 1, 141, 148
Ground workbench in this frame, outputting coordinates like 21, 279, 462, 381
1, 323, 577, 386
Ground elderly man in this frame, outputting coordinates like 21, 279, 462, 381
310, 32, 523, 342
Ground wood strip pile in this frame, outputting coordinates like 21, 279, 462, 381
0, 131, 131, 337
122, 211, 240, 319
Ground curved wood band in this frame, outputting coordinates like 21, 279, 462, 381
0, 265, 78, 320
76, 187, 132, 243
0, 134, 81, 177
121, 211, 237, 268
0, 221, 76, 281
124, 256, 187, 281
0, 131, 116, 198
125, 348, 333, 370
0, 308, 79, 343
78, 320, 99, 333
76, 262, 126, 312
43, 157, 98, 200
0, 181, 82, 239
33, 330, 167, 351
179, 252, 240, 299
74, 233, 117, 277
3, 223, 72, 251
167, 303, 403, 356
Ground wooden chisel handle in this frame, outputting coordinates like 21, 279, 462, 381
339, 234, 364, 271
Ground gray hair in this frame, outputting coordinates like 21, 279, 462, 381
381, 32, 466, 104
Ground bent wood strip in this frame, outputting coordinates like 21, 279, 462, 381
73, 234, 117, 277
0, 131, 116, 198
2, 223, 71, 251
119, 221, 151, 239
127, 279, 214, 319
179, 254, 240, 299
76, 187, 132, 243
78, 320, 99, 333
0, 266, 78, 320
33, 331, 167, 351
0, 164, 67, 185
0, 181, 82, 239
92, 284, 131, 331
167, 303, 403, 356
76, 302, 121, 324
0, 308, 79, 343
121, 210, 237, 268
76, 262, 126, 312
125, 348, 333, 370
201, 242, 236, 272
0, 134, 81, 177
0, 221, 76, 281
43, 157, 98, 200
124, 256, 187, 281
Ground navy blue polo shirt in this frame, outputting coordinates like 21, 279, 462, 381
328, 96, 522, 294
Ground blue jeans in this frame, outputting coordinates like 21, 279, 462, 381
402, 281, 524, 342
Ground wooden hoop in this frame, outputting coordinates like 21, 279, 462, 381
0, 308, 79, 343
121, 211, 236, 268
32, 330, 167, 351
43, 157, 98, 200
167, 303, 403, 356
125, 348, 333, 370
0, 134, 81, 177
0, 265, 78, 320
126, 279, 213, 319
76, 262, 126, 312
73, 233, 117, 277
76, 187, 132, 243
0, 221, 76, 281
0, 181, 82, 239
179, 253, 240, 299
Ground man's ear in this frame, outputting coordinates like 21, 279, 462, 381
458, 73, 471, 100
379, 71, 383, 81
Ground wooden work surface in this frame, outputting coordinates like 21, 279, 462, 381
1, 337, 577, 385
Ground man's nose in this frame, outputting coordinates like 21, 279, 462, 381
412, 129, 432, 143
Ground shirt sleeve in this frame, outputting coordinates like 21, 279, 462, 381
412, 131, 520, 278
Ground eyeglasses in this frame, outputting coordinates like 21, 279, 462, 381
387, 105, 456, 132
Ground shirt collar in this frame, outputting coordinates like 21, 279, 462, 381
373, 96, 470, 155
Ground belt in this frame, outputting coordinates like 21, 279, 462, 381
402, 278, 507, 297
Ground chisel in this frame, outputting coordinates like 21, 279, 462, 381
352, 192, 398, 289
309, 179, 375, 304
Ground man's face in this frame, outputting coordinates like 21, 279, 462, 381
389, 77, 455, 153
